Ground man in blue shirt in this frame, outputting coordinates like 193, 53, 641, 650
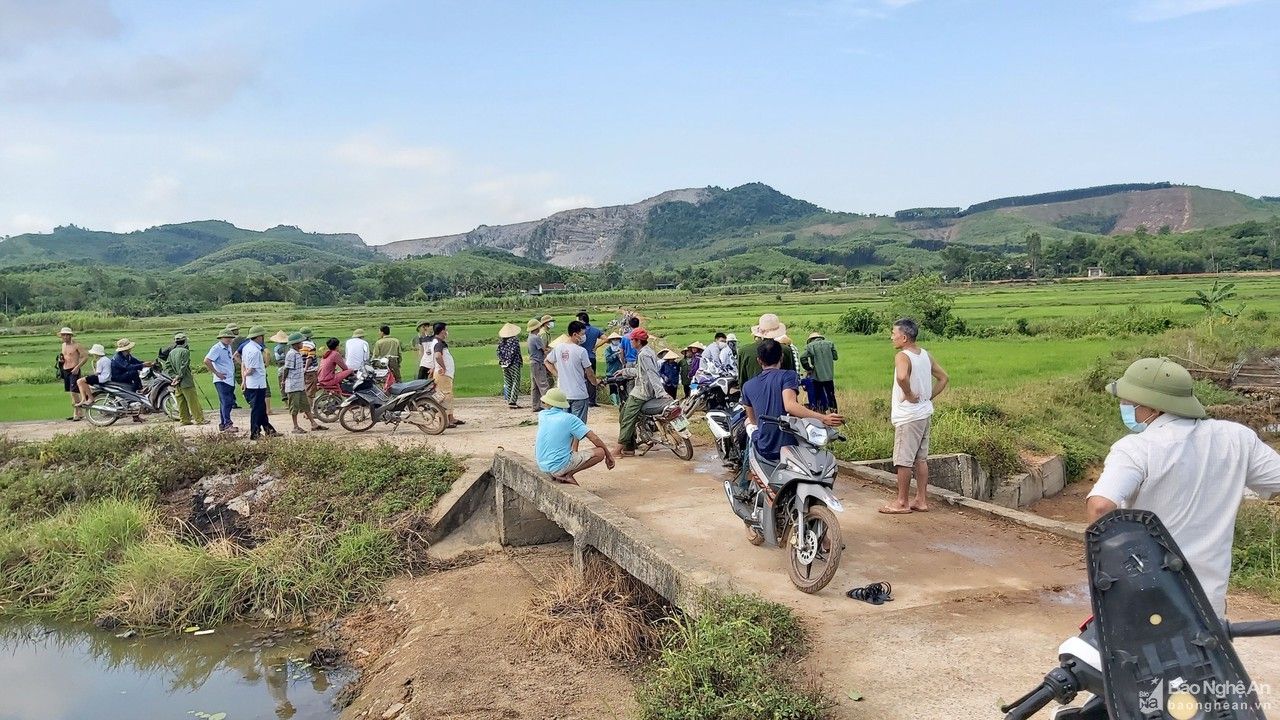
577, 311, 604, 407
736, 339, 842, 498
204, 329, 239, 432
618, 316, 641, 366
535, 388, 614, 485
240, 326, 278, 440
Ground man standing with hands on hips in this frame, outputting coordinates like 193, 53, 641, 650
240, 326, 278, 440
881, 317, 948, 515
205, 329, 240, 433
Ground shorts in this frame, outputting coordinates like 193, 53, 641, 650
434, 373, 454, 410
287, 390, 310, 414
893, 417, 931, 468
83, 374, 102, 386
62, 369, 80, 392
553, 449, 596, 476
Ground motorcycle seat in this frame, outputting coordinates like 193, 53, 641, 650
642, 398, 670, 416
389, 379, 430, 395
102, 382, 134, 392
749, 448, 778, 481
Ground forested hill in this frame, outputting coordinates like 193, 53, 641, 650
0, 220, 372, 270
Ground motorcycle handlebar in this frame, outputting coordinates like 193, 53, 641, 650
1229, 620, 1280, 638
1001, 683, 1056, 720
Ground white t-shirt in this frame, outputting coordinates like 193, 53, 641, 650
550, 341, 592, 400
345, 337, 370, 370
432, 339, 455, 378
420, 338, 436, 370
95, 356, 112, 382
890, 348, 934, 426
1088, 415, 1280, 616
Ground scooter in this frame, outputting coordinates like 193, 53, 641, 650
724, 414, 845, 593
337, 365, 447, 435
1000, 509, 1280, 719
85, 366, 180, 426
312, 357, 395, 423
687, 374, 747, 470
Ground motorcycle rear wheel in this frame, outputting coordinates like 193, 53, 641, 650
339, 403, 375, 432
160, 391, 180, 421
86, 394, 123, 427
786, 504, 843, 594
636, 423, 653, 456
312, 391, 342, 424
407, 397, 447, 435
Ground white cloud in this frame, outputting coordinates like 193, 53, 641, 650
334, 134, 453, 171
141, 174, 181, 205
6, 213, 54, 235
0, 0, 120, 58
1130, 0, 1261, 21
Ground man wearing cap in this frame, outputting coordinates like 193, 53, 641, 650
737, 314, 795, 384
1087, 357, 1280, 617
527, 315, 553, 413
167, 333, 205, 425
110, 338, 149, 423
613, 328, 670, 457
282, 332, 328, 434
497, 323, 523, 409
205, 329, 239, 432
345, 328, 370, 371
535, 388, 615, 485
75, 344, 111, 404
372, 325, 403, 381
801, 331, 839, 413
545, 320, 599, 422
240, 327, 278, 439
58, 327, 88, 421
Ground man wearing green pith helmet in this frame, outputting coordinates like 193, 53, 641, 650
1087, 357, 1280, 617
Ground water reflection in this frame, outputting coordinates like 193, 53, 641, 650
0, 622, 346, 720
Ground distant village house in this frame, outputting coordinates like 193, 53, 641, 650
1086, 266, 1106, 279
529, 282, 568, 295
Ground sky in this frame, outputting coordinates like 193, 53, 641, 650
0, 0, 1276, 245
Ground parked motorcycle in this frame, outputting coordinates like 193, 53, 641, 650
312, 358, 394, 423
1000, 509, 1280, 719
85, 366, 180, 426
337, 366, 447, 435
686, 374, 746, 470
724, 414, 845, 593
633, 397, 694, 460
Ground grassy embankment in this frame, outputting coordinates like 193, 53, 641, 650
0, 428, 462, 629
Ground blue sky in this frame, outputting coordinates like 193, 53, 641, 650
0, 0, 1276, 244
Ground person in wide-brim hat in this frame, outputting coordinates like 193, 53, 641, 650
498, 323, 521, 339
808, 332, 824, 341
527, 315, 553, 333
751, 313, 787, 340
535, 388, 615, 485
115, 338, 136, 352
1107, 357, 1206, 420
269, 330, 290, 344
58, 327, 75, 337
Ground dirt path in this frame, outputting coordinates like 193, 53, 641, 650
8, 400, 1280, 719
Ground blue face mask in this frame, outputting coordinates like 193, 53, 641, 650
1120, 404, 1148, 433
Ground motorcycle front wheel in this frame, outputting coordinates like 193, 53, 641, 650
160, 390, 180, 421
407, 397, 447, 435
786, 504, 843, 594
338, 403, 375, 432
86, 394, 123, 427
312, 391, 342, 424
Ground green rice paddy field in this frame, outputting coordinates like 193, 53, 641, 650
2, 274, 1278, 425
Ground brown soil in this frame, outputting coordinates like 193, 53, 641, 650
1027, 470, 1098, 524
338, 545, 637, 720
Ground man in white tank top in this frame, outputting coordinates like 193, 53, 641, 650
882, 318, 949, 514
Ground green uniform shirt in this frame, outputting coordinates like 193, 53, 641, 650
738, 339, 795, 384
372, 336, 402, 360
168, 344, 195, 388
801, 338, 838, 382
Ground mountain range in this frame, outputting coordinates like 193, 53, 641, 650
2, 182, 1277, 275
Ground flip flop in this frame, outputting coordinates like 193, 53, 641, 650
910, 505, 930, 512
878, 506, 912, 515
846, 581, 893, 605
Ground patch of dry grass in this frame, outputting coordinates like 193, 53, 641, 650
521, 554, 671, 663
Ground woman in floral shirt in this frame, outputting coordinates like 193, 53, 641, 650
497, 323, 523, 409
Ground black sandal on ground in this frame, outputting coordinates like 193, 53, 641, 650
846, 581, 893, 605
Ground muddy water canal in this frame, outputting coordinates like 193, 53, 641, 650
0, 622, 349, 720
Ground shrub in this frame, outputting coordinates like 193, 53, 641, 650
837, 306, 882, 335
1232, 503, 1280, 602
885, 274, 962, 336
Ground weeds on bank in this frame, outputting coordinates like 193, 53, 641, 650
0, 430, 463, 628
636, 594, 829, 720
1233, 502, 1280, 603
